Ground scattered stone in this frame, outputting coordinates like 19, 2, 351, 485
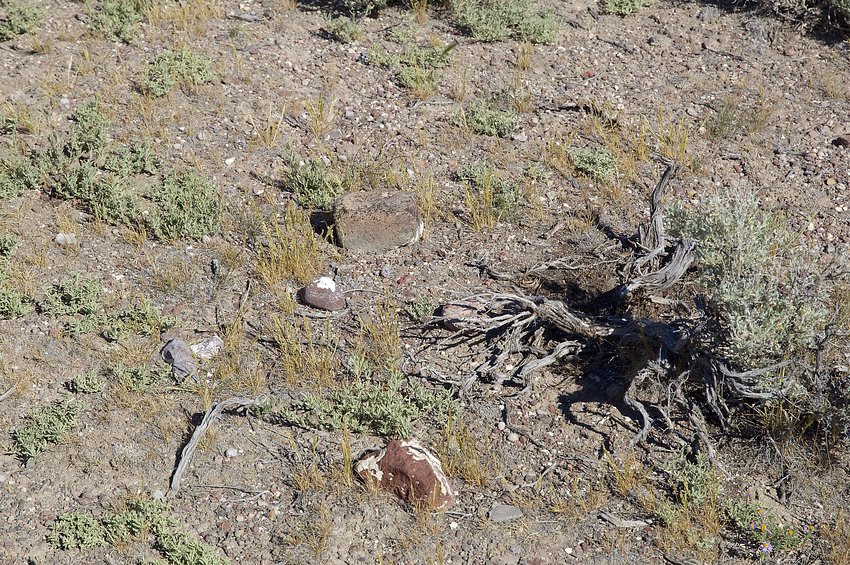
54, 232, 77, 246
160, 338, 198, 382
507, 432, 520, 443
832, 134, 850, 148
379, 265, 396, 279
333, 190, 423, 253
581, 70, 595, 79
511, 131, 528, 142
355, 440, 455, 511
225, 448, 239, 458
191, 335, 224, 359
497, 421, 506, 431
489, 504, 524, 523
438, 300, 488, 332
152, 489, 166, 501
225, 157, 236, 166
299, 276, 346, 311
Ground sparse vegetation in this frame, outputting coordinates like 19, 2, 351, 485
92, 0, 146, 43
254, 205, 323, 287
147, 170, 221, 240
283, 155, 345, 210
70, 370, 106, 394
567, 147, 618, 182
325, 15, 363, 43
48, 497, 229, 564
140, 49, 216, 97
0, 0, 44, 41
458, 161, 523, 229
605, 0, 648, 16
450, 0, 558, 43
455, 100, 518, 137
14, 397, 83, 459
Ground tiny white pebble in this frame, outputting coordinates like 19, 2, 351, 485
225, 448, 239, 458
225, 157, 236, 166
497, 422, 506, 431
507, 432, 520, 442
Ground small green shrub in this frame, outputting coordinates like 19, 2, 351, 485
147, 170, 221, 240
341, 0, 388, 17
47, 512, 107, 550
404, 297, 436, 323
605, 0, 648, 16
104, 139, 160, 176
110, 363, 169, 392
455, 100, 518, 137
102, 299, 177, 342
48, 498, 229, 564
14, 397, 83, 459
668, 189, 828, 370
0, 159, 38, 199
0, 235, 33, 318
141, 49, 216, 98
458, 161, 523, 228
56, 164, 141, 225
568, 147, 617, 182
71, 370, 106, 394
69, 101, 111, 161
284, 157, 344, 210
39, 274, 103, 317
279, 369, 457, 438
93, 0, 145, 43
725, 498, 811, 555
370, 43, 455, 97
451, 0, 557, 44
0, 1, 44, 41
325, 15, 363, 43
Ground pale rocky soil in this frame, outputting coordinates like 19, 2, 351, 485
1, 1, 850, 564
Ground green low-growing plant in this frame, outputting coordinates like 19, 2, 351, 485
568, 147, 617, 182
70, 370, 106, 394
668, 189, 828, 371
39, 274, 106, 334
404, 297, 435, 323
725, 498, 812, 556
110, 363, 170, 392
68, 101, 111, 161
0, 235, 33, 318
458, 161, 523, 229
92, 0, 146, 43
147, 170, 221, 240
455, 100, 518, 137
56, 164, 141, 225
141, 49, 216, 98
370, 43, 456, 98
102, 299, 177, 342
0, 0, 44, 41
48, 497, 229, 564
325, 15, 363, 43
14, 397, 83, 459
104, 139, 160, 176
605, 0, 649, 16
279, 368, 457, 438
450, 0, 557, 43
284, 156, 345, 210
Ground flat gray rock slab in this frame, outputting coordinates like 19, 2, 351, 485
489, 504, 524, 523
333, 190, 423, 253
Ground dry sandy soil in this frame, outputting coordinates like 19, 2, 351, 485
1, 0, 850, 564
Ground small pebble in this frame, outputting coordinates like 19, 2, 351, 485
225, 157, 236, 166
225, 448, 239, 458
497, 421, 506, 431
507, 432, 520, 442
152, 489, 166, 501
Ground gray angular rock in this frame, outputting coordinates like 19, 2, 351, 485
300, 276, 346, 311
333, 190, 423, 253
489, 503, 524, 523
160, 338, 197, 381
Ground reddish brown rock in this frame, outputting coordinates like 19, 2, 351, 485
355, 440, 455, 511
333, 190, 423, 253
300, 276, 346, 311
438, 300, 488, 332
